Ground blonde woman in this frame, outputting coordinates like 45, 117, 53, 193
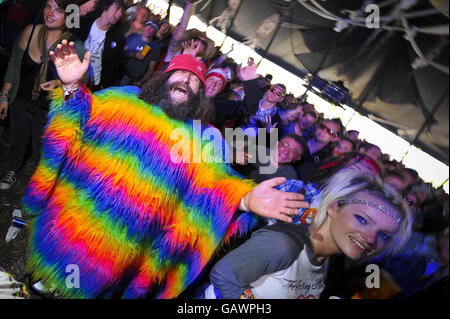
206, 169, 413, 299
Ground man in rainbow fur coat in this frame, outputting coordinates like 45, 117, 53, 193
22, 41, 309, 299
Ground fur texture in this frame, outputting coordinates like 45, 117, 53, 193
23, 85, 256, 298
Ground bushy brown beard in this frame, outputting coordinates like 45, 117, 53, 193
139, 72, 215, 124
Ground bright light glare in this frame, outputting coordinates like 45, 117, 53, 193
347, 112, 411, 162
145, 0, 449, 193
402, 146, 449, 190
257, 59, 308, 97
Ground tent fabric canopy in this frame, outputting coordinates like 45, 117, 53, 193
179, 0, 449, 165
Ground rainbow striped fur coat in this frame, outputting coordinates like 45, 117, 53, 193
22, 85, 257, 299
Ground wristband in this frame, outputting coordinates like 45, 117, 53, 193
62, 85, 79, 101
240, 196, 248, 212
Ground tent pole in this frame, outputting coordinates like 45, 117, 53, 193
411, 88, 448, 146
300, 30, 347, 101
354, 46, 392, 113
206, 0, 216, 27
257, 13, 283, 67
217, 0, 244, 50
167, 0, 173, 21
400, 88, 448, 164
228, 0, 244, 33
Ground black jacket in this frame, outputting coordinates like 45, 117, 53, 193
213, 79, 263, 129
74, 13, 125, 90
295, 141, 335, 180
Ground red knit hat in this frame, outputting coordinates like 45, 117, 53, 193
164, 54, 208, 86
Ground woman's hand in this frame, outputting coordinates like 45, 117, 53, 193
0, 100, 8, 121
49, 40, 90, 88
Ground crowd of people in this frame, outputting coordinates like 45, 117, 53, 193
0, 0, 448, 299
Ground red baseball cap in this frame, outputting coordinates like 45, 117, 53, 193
164, 54, 208, 86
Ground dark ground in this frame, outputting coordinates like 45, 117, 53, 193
0, 124, 42, 298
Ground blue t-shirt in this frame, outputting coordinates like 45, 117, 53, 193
125, 33, 150, 54
123, 33, 161, 79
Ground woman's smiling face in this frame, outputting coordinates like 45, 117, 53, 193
327, 192, 400, 259
44, 0, 66, 30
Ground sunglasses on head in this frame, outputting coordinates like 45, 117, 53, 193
319, 123, 338, 138
270, 86, 285, 98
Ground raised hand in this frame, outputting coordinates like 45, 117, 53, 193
49, 40, 90, 88
237, 57, 258, 82
182, 39, 203, 58
284, 107, 303, 122
265, 115, 278, 133
0, 100, 7, 121
244, 177, 310, 223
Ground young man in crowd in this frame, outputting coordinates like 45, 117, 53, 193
211, 59, 263, 131
204, 68, 228, 99
385, 170, 408, 195
358, 141, 382, 161
244, 83, 287, 136
281, 109, 318, 138
346, 129, 360, 142
332, 137, 355, 157
23, 41, 309, 299
75, 0, 126, 91
295, 118, 343, 180
120, 19, 161, 86
234, 133, 307, 184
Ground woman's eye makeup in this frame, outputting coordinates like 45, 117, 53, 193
355, 215, 367, 225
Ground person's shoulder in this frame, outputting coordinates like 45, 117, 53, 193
265, 223, 309, 248
279, 164, 297, 178
126, 32, 140, 40
21, 24, 42, 39
22, 24, 39, 34
255, 224, 308, 255
17, 24, 42, 48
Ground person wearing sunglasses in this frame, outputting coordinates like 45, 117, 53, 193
295, 119, 343, 181
244, 84, 286, 138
